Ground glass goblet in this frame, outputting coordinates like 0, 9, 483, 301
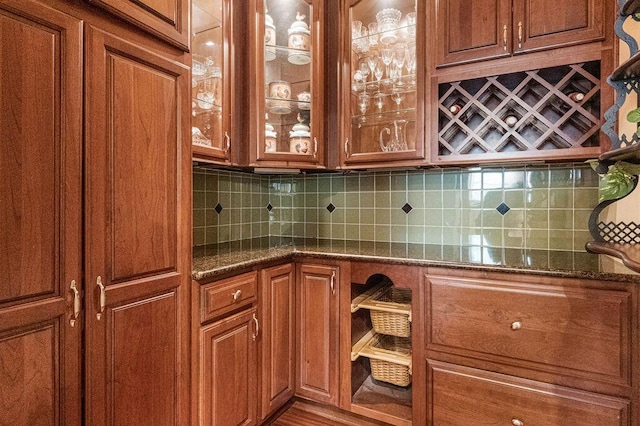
381, 48, 393, 78
391, 86, 405, 113
359, 61, 371, 85
357, 92, 371, 122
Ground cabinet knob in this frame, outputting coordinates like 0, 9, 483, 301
232, 290, 242, 302
512, 419, 524, 426
511, 321, 522, 330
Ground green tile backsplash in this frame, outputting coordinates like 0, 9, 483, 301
193, 163, 599, 252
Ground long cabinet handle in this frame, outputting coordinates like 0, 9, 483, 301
70, 280, 80, 327
344, 139, 349, 159
330, 270, 336, 296
517, 21, 523, 49
96, 276, 105, 321
313, 137, 318, 159
224, 131, 231, 155
503, 24, 508, 51
252, 313, 259, 341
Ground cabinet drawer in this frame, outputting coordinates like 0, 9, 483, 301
427, 276, 631, 382
201, 271, 258, 323
428, 361, 630, 425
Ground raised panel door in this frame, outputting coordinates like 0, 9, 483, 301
514, 0, 605, 54
259, 263, 295, 420
0, 1, 82, 424
200, 308, 258, 426
86, 0, 188, 49
296, 263, 339, 405
436, 0, 512, 67
84, 26, 190, 426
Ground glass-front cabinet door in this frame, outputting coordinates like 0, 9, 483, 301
250, 0, 325, 168
341, 0, 424, 166
192, 0, 231, 163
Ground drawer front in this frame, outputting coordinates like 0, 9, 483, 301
427, 276, 630, 381
201, 271, 258, 323
428, 361, 630, 426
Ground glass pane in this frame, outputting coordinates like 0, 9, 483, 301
192, 0, 225, 151
349, 0, 417, 155
264, 0, 313, 155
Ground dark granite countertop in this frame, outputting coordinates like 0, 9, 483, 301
192, 238, 640, 283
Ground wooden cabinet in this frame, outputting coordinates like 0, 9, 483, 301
201, 308, 259, 426
427, 361, 630, 425
248, 0, 326, 169
436, 0, 606, 67
83, 25, 190, 426
296, 262, 340, 405
259, 263, 296, 420
86, 0, 189, 49
0, 1, 82, 424
191, 0, 246, 165
339, 0, 427, 167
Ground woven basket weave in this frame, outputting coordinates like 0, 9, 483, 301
369, 334, 412, 387
369, 287, 412, 337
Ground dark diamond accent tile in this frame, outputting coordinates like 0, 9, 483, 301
266, 203, 273, 212
496, 202, 510, 215
326, 203, 336, 213
402, 203, 413, 214
214, 203, 223, 214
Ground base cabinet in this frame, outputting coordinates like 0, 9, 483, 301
296, 262, 340, 405
259, 263, 296, 420
201, 308, 259, 426
428, 361, 630, 425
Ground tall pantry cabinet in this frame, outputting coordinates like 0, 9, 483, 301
0, 0, 191, 425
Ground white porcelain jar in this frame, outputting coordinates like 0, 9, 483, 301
265, 121, 277, 152
287, 11, 311, 65
289, 120, 311, 154
265, 8, 276, 61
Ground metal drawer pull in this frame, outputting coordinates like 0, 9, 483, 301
517, 21, 523, 49
503, 24, 508, 51
330, 270, 336, 296
96, 276, 105, 321
511, 321, 522, 330
512, 419, 524, 426
70, 280, 80, 327
232, 290, 242, 302
252, 314, 259, 341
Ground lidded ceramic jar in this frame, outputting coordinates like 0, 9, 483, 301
287, 11, 311, 65
268, 80, 292, 114
265, 8, 276, 61
289, 114, 311, 154
265, 115, 277, 152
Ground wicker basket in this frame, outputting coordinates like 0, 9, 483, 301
369, 334, 412, 387
369, 287, 412, 337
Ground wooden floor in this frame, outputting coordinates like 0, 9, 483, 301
267, 400, 390, 426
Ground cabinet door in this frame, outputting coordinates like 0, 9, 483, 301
513, 0, 605, 54
436, 0, 512, 67
341, 0, 426, 166
201, 308, 259, 426
86, 0, 188, 50
259, 263, 295, 420
250, 0, 326, 168
84, 26, 190, 426
0, 1, 82, 424
296, 263, 339, 405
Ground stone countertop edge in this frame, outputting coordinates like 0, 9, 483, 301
192, 246, 640, 284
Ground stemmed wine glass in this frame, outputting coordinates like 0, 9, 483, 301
381, 48, 393, 80
405, 45, 416, 87
393, 43, 406, 86
373, 92, 385, 115
367, 55, 379, 84
374, 63, 384, 85
391, 85, 405, 113
357, 92, 371, 123
359, 61, 371, 86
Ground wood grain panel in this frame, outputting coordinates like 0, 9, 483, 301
0, 324, 56, 425
200, 308, 257, 426
110, 292, 178, 426
427, 276, 631, 383
0, 2, 82, 425
260, 264, 295, 420
436, 0, 511, 66
514, 0, 605, 53
0, 7, 58, 303
108, 52, 178, 282
86, 0, 188, 49
427, 361, 630, 425
296, 263, 339, 405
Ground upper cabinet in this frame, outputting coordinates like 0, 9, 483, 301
86, 0, 189, 49
436, 0, 606, 67
249, 0, 326, 169
191, 0, 232, 164
340, 0, 426, 167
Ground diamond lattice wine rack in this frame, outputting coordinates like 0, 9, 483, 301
437, 61, 601, 163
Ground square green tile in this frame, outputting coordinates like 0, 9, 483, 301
424, 209, 443, 227
574, 188, 598, 209
360, 174, 375, 191
359, 224, 375, 241
525, 189, 548, 208
503, 228, 525, 248
391, 173, 407, 191
503, 170, 525, 189
345, 223, 359, 240
504, 190, 525, 209
549, 230, 574, 250
525, 210, 548, 229
391, 225, 407, 243
423, 190, 443, 208
548, 189, 573, 209
375, 208, 390, 225
407, 208, 425, 226
375, 173, 391, 191
481, 209, 502, 228
424, 227, 443, 244
460, 190, 482, 209
462, 171, 482, 190
503, 209, 525, 229
425, 172, 443, 190
407, 225, 425, 244
548, 209, 573, 230
331, 175, 346, 193
373, 225, 391, 242
482, 170, 503, 189
407, 172, 424, 191
345, 175, 360, 192
525, 168, 549, 189
549, 167, 575, 188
